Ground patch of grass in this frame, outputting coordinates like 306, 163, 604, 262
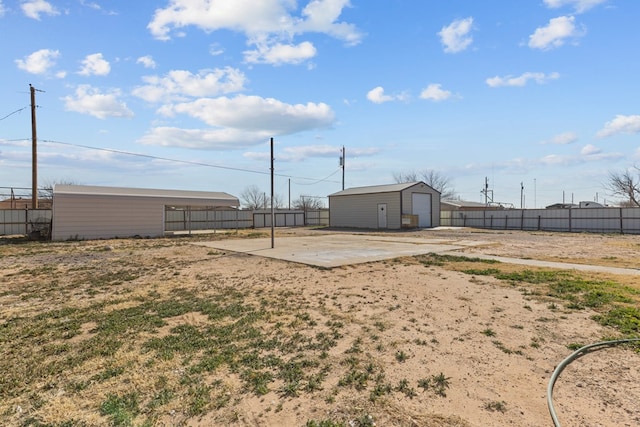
99, 392, 140, 426
484, 400, 507, 413
593, 306, 640, 335
481, 328, 496, 337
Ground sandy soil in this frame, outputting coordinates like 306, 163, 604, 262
1, 227, 639, 427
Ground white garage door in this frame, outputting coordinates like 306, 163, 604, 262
411, 193, 431, 227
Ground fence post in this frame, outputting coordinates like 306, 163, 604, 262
521, 209, 524, 230
490, 215, 493, 229
568, 208, 572, 233
620, 207, 624, 235
505, 215, 509, 230
538, 215, 541, 231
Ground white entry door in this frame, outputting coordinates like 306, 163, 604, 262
411, 193, 432, 227
377, 203, 387, 229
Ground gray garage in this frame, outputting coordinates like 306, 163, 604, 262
52, 184, 239, 241
328, 181, 440, 230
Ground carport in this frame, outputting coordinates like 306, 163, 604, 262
52, 184, 239, 240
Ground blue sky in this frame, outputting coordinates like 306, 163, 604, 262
1, 0, 639, 208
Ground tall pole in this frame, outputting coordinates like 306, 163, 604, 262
270, 137, 275, 249
30, 84, 38, 209
341, 146, 345, 190
520, 182, 524, 209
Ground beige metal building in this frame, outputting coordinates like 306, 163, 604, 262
52, 185, 239, 241
328, 182, 440, 230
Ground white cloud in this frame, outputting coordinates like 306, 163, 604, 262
15, 48, 60, 74
0, 1, 6, 17
419, 84, 452, 102
244, 41, 317, 65
138, 127, 271, 149
21, 0, 59, 20
136, 55, 157, 69
580, 144, 601, 155
147, 0, 362, 66
528, 16, 584, 50
245, 144, 380, 162
543, 0, 607, 13
541, 131, 578, 145
438, 17, 474, 53
159, 95, 335, 136
366, 86, 392, 104
486, 71, 560, 87
366, 86, 408, 104
78, 53, 111, 76
597, 114, 640, 138
133, 68, 246, 103
62, 85, 134, 119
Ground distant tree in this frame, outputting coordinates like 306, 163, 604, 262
241, 185, 265, 210
39, 179, 79, 200
293, 195, 325, 211
240, 185, 285, 209
606, 167, 640, 207
393, 169, 456, 200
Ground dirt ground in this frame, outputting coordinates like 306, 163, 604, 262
1, 227, 639, 427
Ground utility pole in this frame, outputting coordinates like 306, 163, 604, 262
340, 146, 345, 190
520, 182, 524, 209
270, 137, 275, 249
30, 84, 40, 209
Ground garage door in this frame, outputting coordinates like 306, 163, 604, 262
411, 193, 431, 227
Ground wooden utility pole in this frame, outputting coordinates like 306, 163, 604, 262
30, 84, 38, 209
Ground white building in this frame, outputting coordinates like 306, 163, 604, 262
52, 185, 239, 240
328, 182, 440, 230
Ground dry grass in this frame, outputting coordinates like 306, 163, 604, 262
1, 229, 639, 426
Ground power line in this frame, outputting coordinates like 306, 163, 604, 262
0, 106, 29, 122
40, 139, 341, 185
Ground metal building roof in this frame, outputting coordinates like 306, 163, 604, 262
53, 184, 239, 206
328, 181, 438, 197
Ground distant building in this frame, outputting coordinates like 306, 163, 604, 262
0, 198, 52, 210
441, 200, 503, 211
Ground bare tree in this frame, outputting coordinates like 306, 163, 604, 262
39, 179, 79, 201
240, 185, 285, 209
293, 195, 325, 210
606, 167, 640, 207
241, 185, 265, 210
393, 169, 456, 199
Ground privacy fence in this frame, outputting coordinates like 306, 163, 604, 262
164, 208, 329, 232
4, 207, 640, 237
0, 208, 329, 236
440, 207, 640, 234
0, 209, 53, 237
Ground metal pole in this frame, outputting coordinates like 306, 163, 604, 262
30, 84, 38, 209
270, 137, 275, 249
342, 146, 345, 190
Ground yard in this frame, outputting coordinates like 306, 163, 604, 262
1, 228, 639, 426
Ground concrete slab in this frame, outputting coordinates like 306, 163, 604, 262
194, 234, 468, 268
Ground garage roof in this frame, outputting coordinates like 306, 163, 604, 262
54, 184, 239, 206
329, 181, 437, 197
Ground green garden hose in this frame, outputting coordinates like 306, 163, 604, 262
547, 338, 640, 426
